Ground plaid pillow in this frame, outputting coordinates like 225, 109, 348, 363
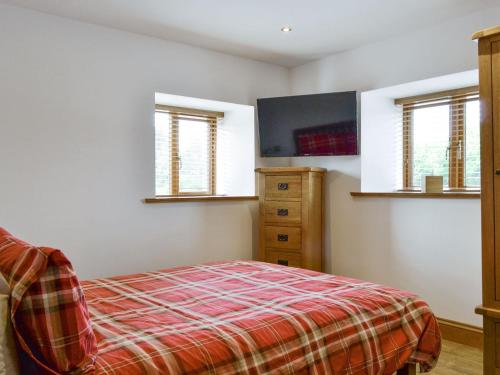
0, 228, 97, 374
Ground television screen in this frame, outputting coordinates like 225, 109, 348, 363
257, 91, 358, 157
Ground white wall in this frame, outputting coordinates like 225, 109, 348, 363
0, 2, 494, 326
285, 6, 500, 326
291, 6, 500, 93
0, 5, 289, 279
360, 94, 402, 192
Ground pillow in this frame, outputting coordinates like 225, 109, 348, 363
0, 228, 97, 374
0, 295, 20, 375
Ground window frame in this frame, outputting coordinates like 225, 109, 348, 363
155, 105, 222, 197
396, 86, 479, 191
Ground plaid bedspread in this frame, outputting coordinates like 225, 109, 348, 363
82, 261, 441, 374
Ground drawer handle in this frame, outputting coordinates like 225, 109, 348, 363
277, 208, 289, 216
278, 183, 289, 190
277, 234, 288, 242
496, 169, 500, 175
277, 259, 289, 266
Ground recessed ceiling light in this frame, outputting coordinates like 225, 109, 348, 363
281, 26, 292, 33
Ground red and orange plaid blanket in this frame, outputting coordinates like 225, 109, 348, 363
82, 261, 441, 374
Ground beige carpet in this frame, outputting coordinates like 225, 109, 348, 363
428, 340, 481, 375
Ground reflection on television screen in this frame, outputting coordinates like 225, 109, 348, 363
294, 121, 357, 156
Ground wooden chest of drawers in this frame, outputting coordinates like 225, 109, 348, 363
473, 26, 500, 374
255, 167, 326, 272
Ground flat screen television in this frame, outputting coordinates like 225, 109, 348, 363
257, 91, 358, 157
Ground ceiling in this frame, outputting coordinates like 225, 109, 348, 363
1, 0, 498, 67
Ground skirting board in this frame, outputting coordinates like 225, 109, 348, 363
437, 317, 483, 350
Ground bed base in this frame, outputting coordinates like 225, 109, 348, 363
396, 363, 417, 375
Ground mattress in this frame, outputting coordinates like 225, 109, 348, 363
82, 261, 441, 374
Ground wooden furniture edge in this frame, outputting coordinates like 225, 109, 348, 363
437, 317, 483, 350
472, 26, 500, 40
396, 363, 417, 375
350, 191, 480, 199
144, 196, 259, 203
254, 167, 327, 173
477, 28, 496, 309
476, 305, 500, 319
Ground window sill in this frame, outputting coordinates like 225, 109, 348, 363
144, 195, 259, 203
350, 191, 480, 199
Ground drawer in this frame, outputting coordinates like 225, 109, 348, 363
264, 226, 301, 250
266, 250, 302, 268
264, 201, 301, 224
265, 175, 302, 200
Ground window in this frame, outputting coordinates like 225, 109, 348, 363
398, 86, 480, 190
155, 105, 222, 196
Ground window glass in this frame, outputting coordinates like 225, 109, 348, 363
178, 119, 210, 193
411, 105, 450, 188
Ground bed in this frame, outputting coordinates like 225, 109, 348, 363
78, 260, 440, 374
